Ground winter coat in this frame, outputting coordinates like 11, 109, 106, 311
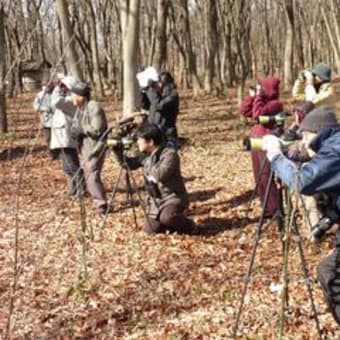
71, 101, 108, 161
271, 128, 340, 199
50, 86, 77, 150
240, 77, 283, 138
33, 91, 54, 128
123, 146, 189, 218
146, 84, 179, 130
292, 79, 335, 107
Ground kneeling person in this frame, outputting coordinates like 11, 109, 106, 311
115, 124, 196, 234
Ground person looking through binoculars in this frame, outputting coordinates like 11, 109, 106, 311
50, 75, 85, 197
70, 81, 109, 214
138, 69, 179, 149
112, 123, 197, 235
240, 76, 283, 219
261, 110, 340, 325
292, 62, 334, 107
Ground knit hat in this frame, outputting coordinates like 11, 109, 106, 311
299, 106, 339, 133
311, 63, 331, 82
294, 101, 315, 123
70, 81, 91, 97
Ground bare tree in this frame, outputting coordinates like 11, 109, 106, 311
55, 0, 83, 80
154, 0, 168, 70
85, 0, 104, 97
0, 5, 7, 133
283, 0, 294, 90
120, 0, 140, 117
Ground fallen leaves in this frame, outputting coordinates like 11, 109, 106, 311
0, 92, 339, 339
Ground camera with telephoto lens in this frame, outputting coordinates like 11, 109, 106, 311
107, 135, 136, 151
281, 124, 302, 142
311, 209, 340, 241
243, 136, 294, 152
256, 111, 291, 125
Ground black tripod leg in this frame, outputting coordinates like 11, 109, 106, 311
279, 192, 294, 339
233, 169, 275, 338
276, 182, 285, 234
124, 168, 139, 229
126, 165, 153, 230
101, 166, 124, 229
291, 204, 323, 339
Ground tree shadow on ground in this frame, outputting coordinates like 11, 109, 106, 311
218, 189, 253, 209
0, 145, 47, 161
196, 215, 259, 237
189, 188, 223, 203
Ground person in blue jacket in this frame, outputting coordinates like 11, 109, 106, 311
261, 107, 340, 324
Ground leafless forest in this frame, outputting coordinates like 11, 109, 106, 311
1, 0, 340, 339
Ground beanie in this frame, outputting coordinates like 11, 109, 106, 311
311, 63, 331, 82
299, 106, 339, 133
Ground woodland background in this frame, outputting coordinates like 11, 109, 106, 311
1, 0, 340, 339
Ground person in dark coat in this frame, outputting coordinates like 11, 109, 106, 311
113, 123, 196, 234
240, 76, 284, 218
262, 122, 340, 325
141, 72, 180, 148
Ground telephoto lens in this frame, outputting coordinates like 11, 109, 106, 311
256, 112, 290, 125
243, 137, 263, 151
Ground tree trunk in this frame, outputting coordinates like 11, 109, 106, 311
0, 5, 7, 133
86, 0, 104, 98
154, 0, 168, 70
55, 0, 83, 80
120, 0, 140, 117
283, 0, 294, 90
203, 0, 218, 93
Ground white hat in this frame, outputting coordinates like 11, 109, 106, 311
136, 66, 159, 88
60, 76, 77, 90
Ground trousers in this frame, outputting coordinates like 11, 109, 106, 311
82, 154, 107, 209
144, 203, 195, 234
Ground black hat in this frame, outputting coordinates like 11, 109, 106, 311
70, 81, 91, 97
299, 106, 339, 133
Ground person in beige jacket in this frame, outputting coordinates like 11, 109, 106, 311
292, 62, 335, 107
70, 81, 109, 214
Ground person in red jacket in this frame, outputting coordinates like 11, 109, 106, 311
240, 76, 283, 218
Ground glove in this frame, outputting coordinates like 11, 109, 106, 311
262, 135, 282, 161
298, 70, 306, 81
304, 70, 314, 82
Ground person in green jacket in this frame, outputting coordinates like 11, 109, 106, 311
70, 81, 109, 214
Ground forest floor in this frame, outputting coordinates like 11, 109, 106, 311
1, 89, 340, 339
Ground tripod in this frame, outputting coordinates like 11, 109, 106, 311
101, 150, 149, 230
233, 163, 322, 339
